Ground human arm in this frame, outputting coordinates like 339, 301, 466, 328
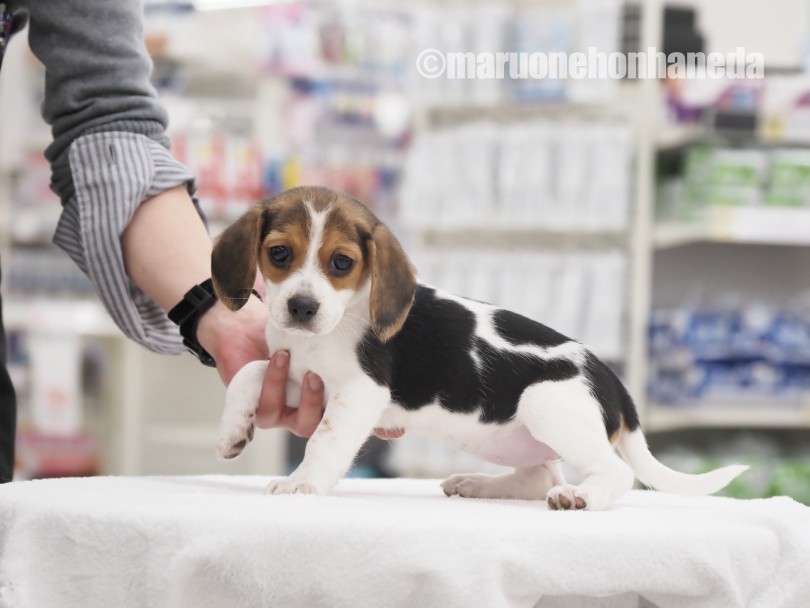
25, 1, 325, 434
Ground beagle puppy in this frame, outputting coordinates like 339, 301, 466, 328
211, 186, 745, 511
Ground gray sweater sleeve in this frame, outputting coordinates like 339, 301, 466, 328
25, 0, 200, 355
26, 0, 171, 203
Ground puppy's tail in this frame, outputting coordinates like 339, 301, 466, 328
618, 429, 747, 496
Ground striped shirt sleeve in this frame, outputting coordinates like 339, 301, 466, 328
52, 131, 201, 355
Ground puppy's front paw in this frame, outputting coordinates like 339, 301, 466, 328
216, 410, 256, 461
266, 478, 322, 496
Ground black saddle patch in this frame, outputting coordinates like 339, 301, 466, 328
358, 285, 578, 424
492, 309, 571, 348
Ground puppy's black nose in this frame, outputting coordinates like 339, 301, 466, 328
287, 296, 320, 324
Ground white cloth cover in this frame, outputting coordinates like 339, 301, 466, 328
1, 476, 809, 608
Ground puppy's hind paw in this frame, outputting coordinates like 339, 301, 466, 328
546, 485, 588, 511
441, 473, 492, 499
216, 412, 256, 461
266, 478, 321, 496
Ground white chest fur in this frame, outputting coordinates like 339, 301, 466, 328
265, 321, 367, 402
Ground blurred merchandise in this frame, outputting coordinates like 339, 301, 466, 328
766, 149, 810, 206
664, 76, 760, 133
659, 145, 810, 222
14, 429, 100, 480
6, 248, 95, 297
661, 5, 763, 140
29, 331, 82, 436
3, 150, 97, 298
153, 1, 631, 232
8, 151, 62, 243
760, 75, 810, 143
403, 120, 632, 231
170, 102, 404, 225
174, 120, 264, 220
257, 0, 622, 108
512, 0, 622, 104
8, 327, 104, 480
649, 298, 810, 406
259, 3, 411, 82
664, 72, 810, 144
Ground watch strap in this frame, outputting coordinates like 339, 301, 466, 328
168, 279, 263, 368
168, 279, 219, 367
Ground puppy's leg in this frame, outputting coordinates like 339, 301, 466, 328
518, 379, 634, 511
216, 360, 269, 460
267, 380, 389, 496
441, 461, 562, 500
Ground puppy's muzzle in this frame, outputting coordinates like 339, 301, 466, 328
287, 296, 320, 326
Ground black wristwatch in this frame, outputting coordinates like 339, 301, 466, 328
168, 279, 219, 367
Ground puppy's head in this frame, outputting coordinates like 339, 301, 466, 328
211, 187, 416, 341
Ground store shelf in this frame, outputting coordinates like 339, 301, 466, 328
647, 402, 810, 432
416, 226, 627, 248
654, 123, 810, 151
654, 207, 810, 249
419, 93, 636, 126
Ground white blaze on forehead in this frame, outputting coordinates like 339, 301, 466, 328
303, 200, 332, 274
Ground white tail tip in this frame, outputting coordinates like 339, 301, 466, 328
619, 430, 748, 496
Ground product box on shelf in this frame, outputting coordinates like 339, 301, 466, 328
401, 120, 633, 231
649, 303, 810, 407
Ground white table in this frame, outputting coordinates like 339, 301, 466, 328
1, 476, 809, 608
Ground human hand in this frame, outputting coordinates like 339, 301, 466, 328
197, 297, 326, 437
252, 350, 326, 436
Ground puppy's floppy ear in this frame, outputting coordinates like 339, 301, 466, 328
367, 223, 416, 342
211, 203, 269, 311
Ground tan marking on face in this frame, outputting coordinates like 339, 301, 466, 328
255, 196, 312, 284
259, 223, 309, 284
318, 227, 368, 291
315, 199, 375, 291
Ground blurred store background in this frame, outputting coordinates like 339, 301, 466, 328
1, 0, 810, 504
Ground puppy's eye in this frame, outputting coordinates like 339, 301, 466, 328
269, 245, 291, 267
330, 253, 354, 275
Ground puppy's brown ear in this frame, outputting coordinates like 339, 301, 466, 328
211, 204, 268, 311
367, 224, 416, 342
